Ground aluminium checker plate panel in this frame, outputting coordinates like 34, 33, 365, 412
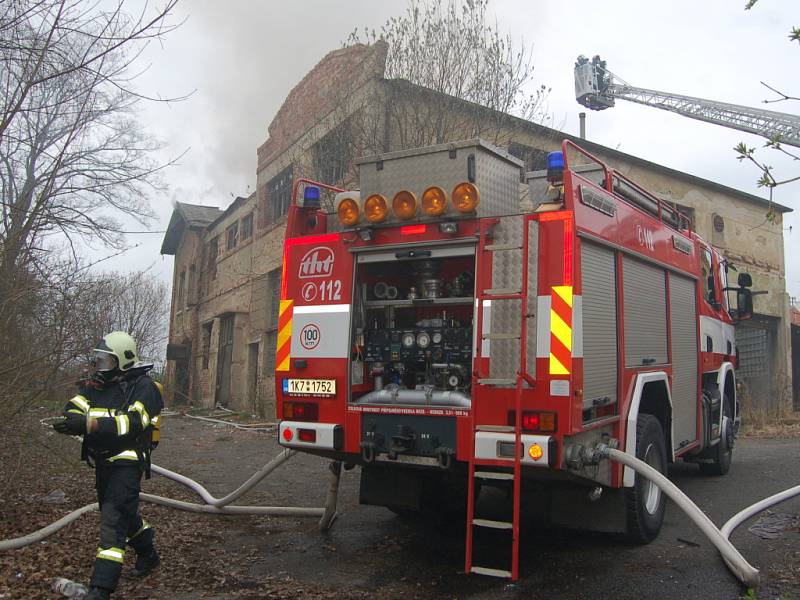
485, 215, 537, 383
526, 219, 539, 375
356, 139, 523, 221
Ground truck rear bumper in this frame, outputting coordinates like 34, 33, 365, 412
279, 421, 343, 451
474, 432, 556, 467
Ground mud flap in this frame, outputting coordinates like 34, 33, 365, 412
359, 465, 467, 515
547, 487, 628, 534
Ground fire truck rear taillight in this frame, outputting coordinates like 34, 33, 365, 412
392, 190, 418, 220
364, 194, 389, 223
282, 428, 293, 442
508, 410, 557, 433
400, 224, 426, 235
337, 196, 360, 226
422, 186, 447, 216
452, 182, 480, 213
284, 402, 319, 421
298, 429, 317, 443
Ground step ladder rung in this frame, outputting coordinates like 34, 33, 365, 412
469, 241, 528, 582
477, 378, 516, 386
473, 518, 513, 530
483, 288, 522, 296
485, 244, 522, 251
481, 333, 520, 340
474, 470, 515, 480
471, 566, 513, 579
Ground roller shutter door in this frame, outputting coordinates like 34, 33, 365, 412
581, 242, 617, 410
623, 257, 668, 367
669, 272, 698, 449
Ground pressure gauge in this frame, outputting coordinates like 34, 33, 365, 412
432, 332, 443, 344
401, 332, 416, 348
416, 331, 431, 348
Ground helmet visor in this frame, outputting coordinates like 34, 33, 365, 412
92, 350, 117, 372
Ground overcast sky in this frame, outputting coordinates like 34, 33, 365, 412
104, 0, 799, 300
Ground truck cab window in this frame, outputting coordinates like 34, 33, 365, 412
718, 259, 729, 311
701, 248, 715, 305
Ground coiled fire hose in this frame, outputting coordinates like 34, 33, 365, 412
0, 419, 341, 552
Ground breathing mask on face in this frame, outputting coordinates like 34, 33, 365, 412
92, 350, 119, 381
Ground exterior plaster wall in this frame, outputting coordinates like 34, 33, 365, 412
170, 230, 204, 341
196, 196, 259, 410
185, 192, 293, 415
166, 229, 205, 405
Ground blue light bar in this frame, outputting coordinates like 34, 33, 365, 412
303, 186, 321, 208
547, 151, 564, 182
547, 151, 564, 171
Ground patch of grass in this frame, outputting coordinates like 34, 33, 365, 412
739, 405, 800, 438
737, 378, 799, 438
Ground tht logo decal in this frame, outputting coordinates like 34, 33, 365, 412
298, 246, 334, 279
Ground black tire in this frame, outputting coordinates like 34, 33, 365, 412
699, 395, 733, 476
623, 414, 668, 544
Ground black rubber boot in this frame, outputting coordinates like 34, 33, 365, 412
131, 549, 160, 577
85, 587, 111, 600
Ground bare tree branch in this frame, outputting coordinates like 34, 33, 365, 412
0, 0, 182, 429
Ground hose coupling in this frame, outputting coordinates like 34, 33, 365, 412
435, 446, 455, 470
565, 438, 619, 470
360, 441, 376, 463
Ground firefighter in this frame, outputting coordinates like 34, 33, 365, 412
53, 331, 163, 600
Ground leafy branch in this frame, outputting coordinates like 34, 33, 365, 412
738, 1, 798, 196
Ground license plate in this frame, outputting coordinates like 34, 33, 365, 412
283, 378, 336, 396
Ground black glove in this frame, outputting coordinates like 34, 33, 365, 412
53, 414, 87, 435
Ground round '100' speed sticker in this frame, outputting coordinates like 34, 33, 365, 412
300, 323, 321, 350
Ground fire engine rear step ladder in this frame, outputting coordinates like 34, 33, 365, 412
465, 217, 533, 581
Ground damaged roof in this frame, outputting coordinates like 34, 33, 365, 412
160, 202, 222, 255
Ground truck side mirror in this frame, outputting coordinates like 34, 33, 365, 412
737, 273, 752, 288
736, 288, 753, 321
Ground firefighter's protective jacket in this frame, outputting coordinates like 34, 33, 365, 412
63, 373, 163, 466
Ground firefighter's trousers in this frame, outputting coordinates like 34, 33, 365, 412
90, 463, 155, 591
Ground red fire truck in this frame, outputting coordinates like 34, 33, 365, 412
275, 139, 755, 579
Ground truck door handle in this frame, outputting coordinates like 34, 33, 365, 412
395, 250, 431, 259
642, 357, 656, 365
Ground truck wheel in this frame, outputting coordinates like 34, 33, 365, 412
699, 395, 733, 476
624, 414, 667, 544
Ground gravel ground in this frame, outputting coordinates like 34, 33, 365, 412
1, 410, 798, 599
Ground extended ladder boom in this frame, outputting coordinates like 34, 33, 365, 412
575, 56, 800, 148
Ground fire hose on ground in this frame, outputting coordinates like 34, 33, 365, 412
179, 412, 275, 432
0, 447, 341, 552
595, 444, 800, 589
3, 427, 799, 591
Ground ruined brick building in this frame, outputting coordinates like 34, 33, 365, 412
162, 42, 794, 417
